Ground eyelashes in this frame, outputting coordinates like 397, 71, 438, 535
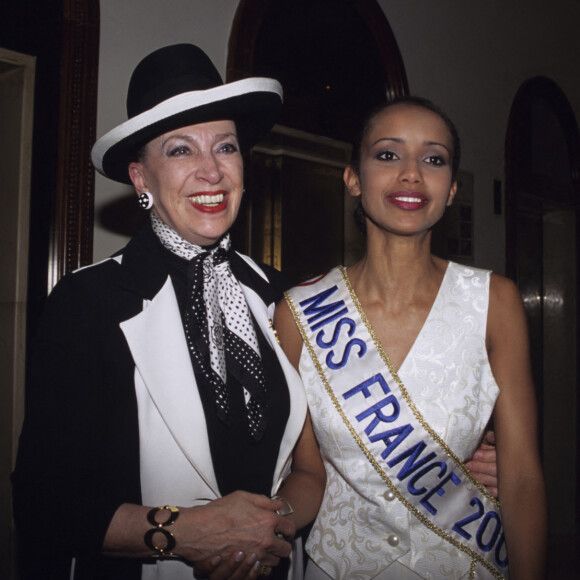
165, 141, 240, 158
374, 150, 448, 166
216, 142, 239, 154
167, 145, 190, 157
424, 155, 447, 166
376, 150, 398, 161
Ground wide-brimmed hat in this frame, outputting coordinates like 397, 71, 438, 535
91, 43, 283, 184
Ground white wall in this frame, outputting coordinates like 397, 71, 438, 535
94, 0, 580, 274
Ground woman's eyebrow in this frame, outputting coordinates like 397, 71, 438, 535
425, 140, 451, 153
370, 136, 403, 147
371, 136, 450, 154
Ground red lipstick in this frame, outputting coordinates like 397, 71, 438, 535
188, 190, 228, 213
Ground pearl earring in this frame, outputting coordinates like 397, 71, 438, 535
138, 192, 153, 210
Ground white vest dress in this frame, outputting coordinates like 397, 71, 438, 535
291, 263, 502, 580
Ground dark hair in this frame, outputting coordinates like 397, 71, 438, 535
351, 96, 461, 234
350, 95, 461, 180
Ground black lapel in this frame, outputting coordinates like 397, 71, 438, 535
113, 223, 290, 307
112, 221, 170, 300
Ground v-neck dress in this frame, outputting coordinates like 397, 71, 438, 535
297, 262, 501, 579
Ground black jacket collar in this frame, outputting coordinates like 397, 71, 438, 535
113, 221, 290, 307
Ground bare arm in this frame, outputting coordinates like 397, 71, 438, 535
273, 297, 306, 371
275, 412, 326, 530
487, 274, 547, 579
273, 297, 326, 527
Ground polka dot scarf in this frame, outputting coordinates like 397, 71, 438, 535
151, 214, 267, 441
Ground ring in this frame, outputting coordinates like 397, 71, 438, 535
259, 565, 270, 576
274, 499, 294, 517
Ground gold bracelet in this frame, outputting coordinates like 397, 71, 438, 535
144, 505, 179, 558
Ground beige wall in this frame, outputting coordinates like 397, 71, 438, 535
94, 0, 580, 276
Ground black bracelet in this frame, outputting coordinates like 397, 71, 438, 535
144, 505, 179, 557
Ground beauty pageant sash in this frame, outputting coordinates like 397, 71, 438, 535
286, 267, 508, 579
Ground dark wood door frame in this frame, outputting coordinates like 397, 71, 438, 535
50, 0, 100, 289
3, 0, 99, 305
2, 0, 99, 339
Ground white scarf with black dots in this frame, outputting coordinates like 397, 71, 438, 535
151, 214, 267, 440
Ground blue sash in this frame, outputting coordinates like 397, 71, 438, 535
286, 267, 508, 579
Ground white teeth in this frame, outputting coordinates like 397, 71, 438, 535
190, 193, 224, 206
394, 196, 424, 203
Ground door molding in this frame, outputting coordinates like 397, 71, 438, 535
49, 0, 100, 289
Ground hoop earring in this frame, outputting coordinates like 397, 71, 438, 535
138, 192, 154, 210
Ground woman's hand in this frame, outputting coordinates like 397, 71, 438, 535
176, 492, 295, 565
103, 491, 294, 567
465, 430, 498, 497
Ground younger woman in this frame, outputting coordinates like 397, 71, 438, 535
275, 97, 547, 579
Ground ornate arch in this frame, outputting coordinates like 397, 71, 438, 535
505, 76, 580, 277
227, 0, 407, 144
228, 0, 407, 96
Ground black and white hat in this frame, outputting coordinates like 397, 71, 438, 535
91, 43, 283, 184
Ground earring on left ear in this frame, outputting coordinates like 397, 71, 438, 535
138, 191, 154, 210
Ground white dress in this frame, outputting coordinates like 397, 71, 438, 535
294, 263, 502, 580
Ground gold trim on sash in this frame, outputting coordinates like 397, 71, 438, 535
341, 266, 500, 511
285, 266, 506, 580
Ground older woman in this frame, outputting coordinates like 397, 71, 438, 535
12, 44, 325, 580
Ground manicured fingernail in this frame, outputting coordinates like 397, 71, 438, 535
252, 560, 261, 572
235, 551, 245, 562
210, 555, 222, 566
246, 552, 257, 564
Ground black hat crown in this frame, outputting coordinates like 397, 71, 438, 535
127, 44, 224, 118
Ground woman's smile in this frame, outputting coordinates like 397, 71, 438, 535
188, 190, 228, 212
387, 191, 429, 211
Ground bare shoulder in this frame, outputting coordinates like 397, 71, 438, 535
488, 272, 525, 317
487, 272, 528, 351
274, 297, 304, 370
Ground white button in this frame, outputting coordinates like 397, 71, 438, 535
387, 534, 400, 547
384, 490, 396, 501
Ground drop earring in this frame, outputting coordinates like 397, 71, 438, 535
138, 191, 154, 210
